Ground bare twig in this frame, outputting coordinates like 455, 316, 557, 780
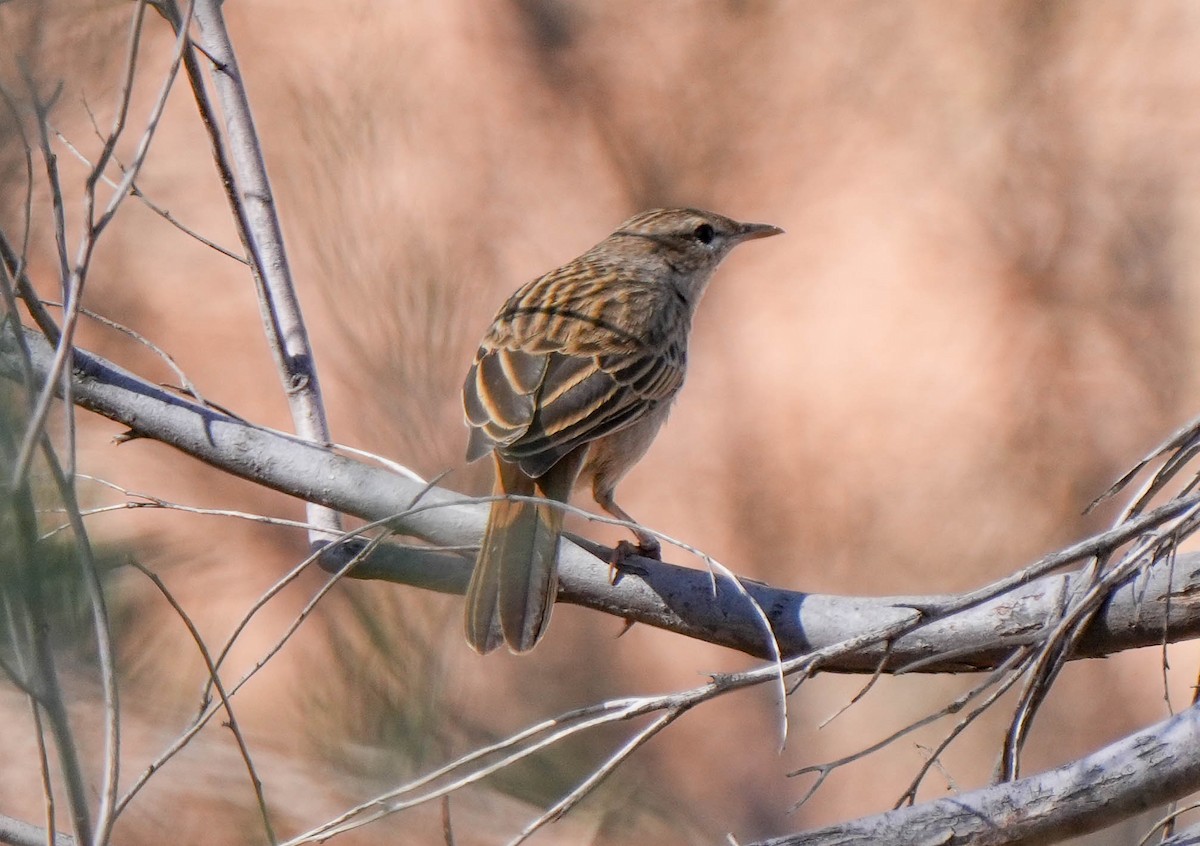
38, 442, 118, 846
1089, 412, 1200, 516
790, 647, 1031, 813
510, 710, 682, 845
285, 613, 921, 844
1137, 801, 1200, 846
892, 648, 1032, 807
2, 590, 61, 846
29, 699, 58, 846
9, 75, 69, 485
0, 83, 52, 351
753, 700, 1200, 846
40, 300, 209, 407
1002, 506, 1198, 780
114, 528, 383, 817
3, 479, 92, 844
54, 125, 247, 265
18, 8, 196, 843
129, 561, 278, 844
0, 226, 59, 342
11, 0, 192, 489
186, 0, 341, 548
41, 474, 318, 539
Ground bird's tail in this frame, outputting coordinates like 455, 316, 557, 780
465, 449, 585, 653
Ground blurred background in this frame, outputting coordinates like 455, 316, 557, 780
3, 1, 1200, 843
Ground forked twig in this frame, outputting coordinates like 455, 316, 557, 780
184, 0, 341, 548
130, 561, 278, 844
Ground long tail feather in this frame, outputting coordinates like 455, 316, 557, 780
464, 449, 585, 653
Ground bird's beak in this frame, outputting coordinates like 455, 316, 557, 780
735, 221, 785, 241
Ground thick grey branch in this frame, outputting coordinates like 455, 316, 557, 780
3, 322, 1198, 670
0, 813, 74, 846
1163, 821, 1200, 845
756, 700, 1200, 845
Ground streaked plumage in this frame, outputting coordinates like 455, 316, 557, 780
463, 208, 783, 653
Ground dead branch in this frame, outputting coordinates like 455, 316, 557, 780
754, 699, 1200, 845
1, 320, 1197, 673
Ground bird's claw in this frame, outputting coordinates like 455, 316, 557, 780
608, 538, 660, 584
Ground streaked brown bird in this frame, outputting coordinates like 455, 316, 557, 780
462, 208, 783, 653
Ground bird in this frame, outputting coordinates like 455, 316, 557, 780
462, 207, 783, 654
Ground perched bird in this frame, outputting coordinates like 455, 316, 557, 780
462, 208, 783, 653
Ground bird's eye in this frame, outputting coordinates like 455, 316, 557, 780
692, 223, 715, 244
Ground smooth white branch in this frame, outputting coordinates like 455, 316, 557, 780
0, 321, 1196, 671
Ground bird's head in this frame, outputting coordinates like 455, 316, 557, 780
608, 207, 783, 305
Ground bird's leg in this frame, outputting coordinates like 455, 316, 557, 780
595, 489, 660, 556
594, 488, 661, 583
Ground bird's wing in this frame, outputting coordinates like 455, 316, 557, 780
463, 268, 686, 477
464, 345, 549, 460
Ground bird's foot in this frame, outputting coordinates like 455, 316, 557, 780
608, 538, 660, 584
634, 534, 662, 560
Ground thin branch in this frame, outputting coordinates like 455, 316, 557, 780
0, 244, 35, 393
1089, 411, 1200, 515
0, 84, 51, 353
4, 480, 92, 845
1002, 511, 1196, 780
753, 700, 1200, 846
38, 442, 118, 846
9, 77, 68, 486
41, 474, 319, 539
285, 603, 923, 844
284, 694, 690, 844
84, 1, 149, 216
199, 527, 390, 708
510, 709, 683, 845
290, 606, 934, 844
40, 300, 209, 408
0, 226, 60, 342
114, 529, 382, 817
89, 0, 192, 240
29, 700, 58, 846
2, 594, 59, 845
789, 647, 1031, 813
10, 0, 191, 489
53, 124, 247, 264
15, 9, 195, 838
129, 561, 277, 844
187, 0, 340, 547
892, 648, 1032, 807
